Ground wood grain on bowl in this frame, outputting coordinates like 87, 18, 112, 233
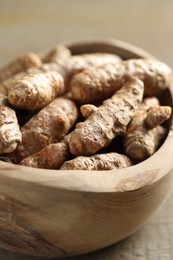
0, 39, 172, 257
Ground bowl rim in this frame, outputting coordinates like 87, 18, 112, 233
0, 38, 173, 193
64, 38, 155, 59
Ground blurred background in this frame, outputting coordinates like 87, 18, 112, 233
0, 0, 173, 66
0, 0, 173, 259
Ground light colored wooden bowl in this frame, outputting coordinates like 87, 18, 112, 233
0, 39, 173, 258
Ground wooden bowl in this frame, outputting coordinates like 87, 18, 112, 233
0, 39, 173, 258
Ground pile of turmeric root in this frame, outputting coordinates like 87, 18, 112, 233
0, 44, 172, 171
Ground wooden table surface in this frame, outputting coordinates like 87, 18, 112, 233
0, 0, 173, 259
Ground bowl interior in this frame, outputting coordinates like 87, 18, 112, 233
0, 39, 173, 193
65, 39, 154, 59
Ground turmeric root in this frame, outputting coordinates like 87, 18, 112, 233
0, 94, 21, 154
80, 104, 98, 118
124, 98, 168, 161
60, 152, 133, 171
1, 52, 120, 95
20, 133, 71, 169
0, 71, 27, 95
0, 62, 68, 95
124, 124, 166, 161
8, 71, 65, 110
69, 78, 144, 156
146, 106, 172, 129
140, 96, 159, 108
0, 53, 42, 83
41, 44, 71, 63
40, 62, 69, 79
67, 53, 121, 76
16, 98, 78, 160
20, 142, 69, 169
70, 59, 172, 103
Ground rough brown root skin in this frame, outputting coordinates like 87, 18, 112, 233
124, 98, 168, 161
41, 45, 72, 63
0, 51, 111, 96
0, 72, 27, 95
0, 53, 42, 83
0, 94, 22, 154
16, 98, 78, 160
69, 78, 144, 156
8, 71, 65, 110
60, 152, 133, 171
0, 61, 71, 96
20, 132, 72, 169
140, 96, 159, 108
124, 125, 166, 161
80, 104, 98, 118
146, 106, 172, 129
20, 142, 70, 169
70, 59, 172, 103
40, 62, 70, 80
67, 53, 121, 76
